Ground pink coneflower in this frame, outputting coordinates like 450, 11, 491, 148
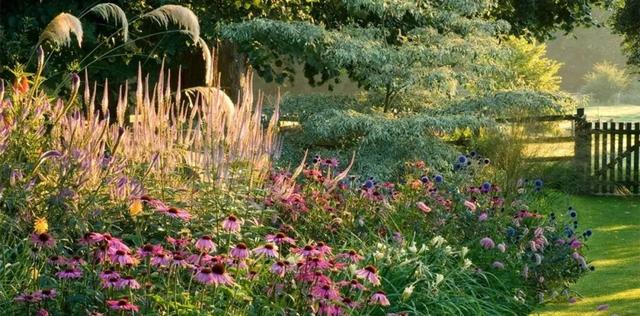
195, 235, 217, 253
99, 269, 120, 281
106, 297, 139, 312
478, 212, 489, 221
14, 293, 41, 303
56, 267, 82, 279
150, 252, 171, 267
464, 200, 477, 212
163, 207, 192, 221
34, 289, 57, 300
188, 252, 214, 265
339, 250, 363, 263
222, 215, 242, 232
110, 250, 138, 266
230, 243, 250, 259
479, 237, 495, 250
47, 255, 66, 266
253, 243, 279, 258
195, 264, 234, 286
102, 276, 120, 289
30, 233, 55, 248
270, 260, 290, 277
166, 236, 190, 249
265, 232, 296, 245
315, 242, 332, 256
570, 239, 583, 249
116, 275, 141, 290
416, 201, 431, 213
171, 253, 190, 268
137, 244, 162, 258
79, 232, 103, 245
301, 256, 332, 271
293, 245, 320, 257
356, 265, 381, 286
311, 283, 340, 300
36, 309, 49, 316
370, 291, 390, 306
68, 255, 86, 266
338, 279, 366, 291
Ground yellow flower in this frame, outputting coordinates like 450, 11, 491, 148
30, 267, 39, 280
34, 217, 48, 234
129, 200, 143, 217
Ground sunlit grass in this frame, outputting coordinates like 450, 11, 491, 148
535, 196, 640, 316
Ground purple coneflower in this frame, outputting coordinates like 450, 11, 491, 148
222, 215, 242, 232
195, 235, 217, 253
150, 252, 171, 267
30, 233, 55, 248
230, 243, 250, 259
315, 242, 332, 256
14, 293, 41, 303
163, 207, 192, 221
102, 276, 120, 289
110, 250, 138, 266
34, 289, 57, 300
270, 260, 290, 277
106, 297, 139, 312
294, 245, 319, 257
137, 244, 162, 258
68, 255, 86, 266
47, 255, 66, 266
171, 253, 190, 268
36, 309, 49, 316
265, 232, 296, 245
56, 267, 82, 279
116, 276, 141, 290
339, 250, 363, 263
355, 265, 381, 286
311, 283, 340, 300
99, 269, 120, 281
195, 264, 234, 286
479, 237, 495, 250
338, 279, 366, 291
188, 252, 213, 265
253, 243, 279, 258
369, 291, 390, 306
166, 236, 190, 249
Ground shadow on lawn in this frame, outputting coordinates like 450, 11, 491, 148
535, 196, 640, 316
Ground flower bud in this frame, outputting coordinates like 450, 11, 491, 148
36, 46, 45, 71
70, 73, 80, 93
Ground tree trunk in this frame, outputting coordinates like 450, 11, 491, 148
217, 40, 247, 103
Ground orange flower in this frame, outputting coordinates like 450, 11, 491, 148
14, 76, 29, 94
410, 180, 422, 190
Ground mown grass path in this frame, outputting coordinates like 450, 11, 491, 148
536, 196, 640, 316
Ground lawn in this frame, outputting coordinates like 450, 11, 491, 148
536, 195, 640, 316
584, 105, 640, 122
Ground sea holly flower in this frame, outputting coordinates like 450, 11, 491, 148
370, 291, 390, 306
106, 297, 139, 312
355, 265, 381, 286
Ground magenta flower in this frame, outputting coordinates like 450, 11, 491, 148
315, 242, 332, 256
30, 233, 56, 248
338, 279, 366, 291
301, 256, 332, 271
293, 245, 320, 257
253, 243, 279, 258
150, 252, 171, 267
270, 260, 290, 277
34, 289, 57, 300
230, 243, 250, 259
266, 232, 296, 245
68, 255, 86, 266
102, 276, 120, 289
137, 244, 162, 258
166, 236, 190, 249
464, 200, 477, 212
14, 293, 41, 303
110, 250, 138, 266
56, 267, 82, 279
47, 255, 66, 266
370, 291, 390, 306
106, 298, 139, 312
116, 276, 141, 290
171, 253, 190, 268
479, 237, 495, 250
99, 269, 120, 281
311, 283, 340, 300
570, 239, 583, 249
222, 215, 242, 232
195, 235, 217, 253
195, 264, 234, 286
416, 201, 431, 213
36, 309, 49, 316
161, 207, 192, 221
338, 250, 363, 263
188, 252, 214, 265
478, 212, 488, 221
355, 265, 381, 286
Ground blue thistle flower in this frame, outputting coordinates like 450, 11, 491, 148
469, 151, 477, 157
506, 227, 516, 238
420, 175, 429, 183
534, 179, 544, 187
481, 182, 491, 191
585, 229, 592, 237
457, 155, 467, 164
434, 175, 444, 183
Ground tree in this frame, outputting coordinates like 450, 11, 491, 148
612, 0, 640, 71
581, 61, 630, 103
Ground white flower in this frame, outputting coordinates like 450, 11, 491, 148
374, 251, 385, 260
463, 258, 473, 268
418, 244, 429, 254
460, 246, 469, 257
408, 242, 418, 253
402, 284, 415, 300
434, 273, 445, 286
444, 245, 453, 255
430, 235, 446, 247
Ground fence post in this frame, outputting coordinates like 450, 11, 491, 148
574, 108, 591, 194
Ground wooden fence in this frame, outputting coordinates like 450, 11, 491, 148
514, 108, 640, 195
